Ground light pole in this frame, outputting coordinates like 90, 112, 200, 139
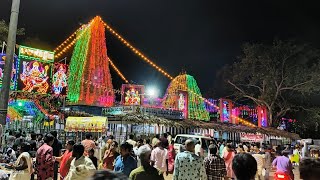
0, 0, 20, 125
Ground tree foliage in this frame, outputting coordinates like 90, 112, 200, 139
226, 40, 320, 126
0, 19, 25, 42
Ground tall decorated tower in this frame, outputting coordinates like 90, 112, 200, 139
68, 16, 114, 106
162, 73, 209, 120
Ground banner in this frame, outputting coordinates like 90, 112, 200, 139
240, 134, 264, 142
65, 116, 107, 132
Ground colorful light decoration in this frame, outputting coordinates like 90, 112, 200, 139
67, 16, 114, 106
162, 74, 209, 120
0, 53, 18, 90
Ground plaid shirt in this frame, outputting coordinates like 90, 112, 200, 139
204, 154, 227, 180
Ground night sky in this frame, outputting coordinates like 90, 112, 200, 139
1, 0, 319, 97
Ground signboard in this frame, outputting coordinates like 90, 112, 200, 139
65, 116, 107, 132
121, 84, 144, 105
240, 134, 264, 142
102, 106, 184, 120
18, 46, 54, 94
19, 46, 54, 62
52, 63, 68, 95
0, 53, 18, 90
132, 124, 155, 134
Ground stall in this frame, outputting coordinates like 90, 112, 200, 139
65, 116, 107, 160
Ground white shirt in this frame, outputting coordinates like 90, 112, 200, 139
65, 156, 96, 180
151, 147, 168, 172
195, 144, 204, 157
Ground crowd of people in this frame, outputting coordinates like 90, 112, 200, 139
1, 130, 320, 180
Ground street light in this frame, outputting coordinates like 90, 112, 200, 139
146, 86, 158, 97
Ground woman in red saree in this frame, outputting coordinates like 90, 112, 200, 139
223, 145, 235, 179
103, 141, 119, 170
167, 141, 176, 173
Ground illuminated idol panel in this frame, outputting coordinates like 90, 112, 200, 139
17, 46, 54, 94
0, 53, 18, 90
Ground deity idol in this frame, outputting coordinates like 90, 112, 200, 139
52, 64, 67, 95
20, 61, 49, 93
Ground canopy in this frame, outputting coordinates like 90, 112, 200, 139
65, 116, 107, 132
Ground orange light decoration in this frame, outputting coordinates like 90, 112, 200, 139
108, 57, 129, 83
103, 22, 174, 80
231, 115, 257, 127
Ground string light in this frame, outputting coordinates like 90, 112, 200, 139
103, 22, 174, 80
231, 114, 256, 127
108, 57, 129, 83
54, 32, 77, 53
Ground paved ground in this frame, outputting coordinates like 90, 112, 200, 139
164, 167, 300, 180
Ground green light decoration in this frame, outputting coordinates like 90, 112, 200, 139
162, 74, 210, 121
67, 25, 91, 103
67, 16, 114, 106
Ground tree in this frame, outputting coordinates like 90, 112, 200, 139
0, 19, 25, 42
226, 40, 320, 126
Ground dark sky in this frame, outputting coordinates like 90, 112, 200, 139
1, 0, 320, 97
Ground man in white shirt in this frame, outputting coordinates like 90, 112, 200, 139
126, 134, 137, 147
151, 141, 168, 175
252, 146, 265, 180
65, 144, 96, 180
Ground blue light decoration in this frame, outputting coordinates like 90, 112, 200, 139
0, 53, 18, 90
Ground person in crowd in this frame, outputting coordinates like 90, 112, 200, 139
252, 146, 265, 180
14, 133, 24, 149
114, 142, 137, 176
133, 139, 144, 156
89, 148, 98, 169
97, 135, 107, 154
29, 133, 37, 152
90, 170, 129, 180
36, 134, 44, 149
105, 135, 115, 151
272, 151, 294, 180
223, 144, 235, 179
5, 147, 16, 163
300, 158, 320, 180
151, 141, 168, 175
9, 142, 33, 180
160, 133, 169, 149
126, 134, 137, 147
264, 147, 272, 180
152, 134, 160, 148
133, 139, 144, 167
65, 144, 96, 180
50, 131, 63, 180
167, 132, 172, 145
292, 145, 300, 166
36, 133, 55, 180
236, 145, 245, 154
144, 138, 152, 150
173, 139, 207, 180
55, 140, 75, 180
167, 140, 176, 174
82, 133, 96, 156
103, 141, 120, 170
195, 140, 204, 157
219, 140, 225, 158
232, 153, 257, 180
129, 145, 164, 180
6, 130, 15, 148
204, 144, 227, 180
